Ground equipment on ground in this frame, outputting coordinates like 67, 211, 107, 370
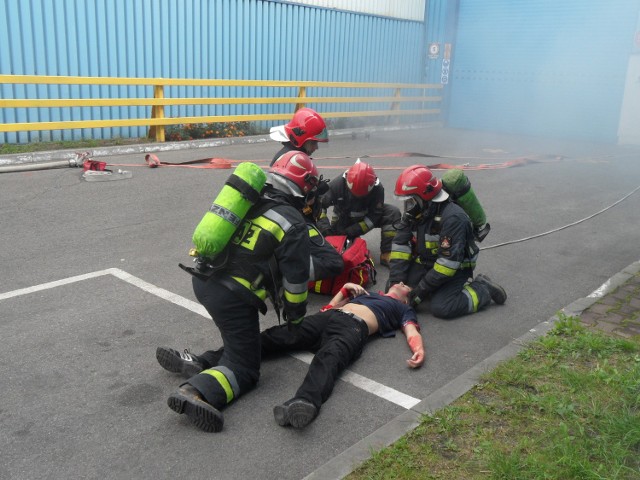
309, 235, 376, 295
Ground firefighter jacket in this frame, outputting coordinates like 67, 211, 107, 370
318, 176, 386, 238
388, 200, 479, 292
215, 186, 310, 321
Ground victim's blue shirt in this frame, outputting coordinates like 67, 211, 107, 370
349, 292, 418, 338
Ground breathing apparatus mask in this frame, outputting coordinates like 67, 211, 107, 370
394, 196, 425, 229
302, 174, 328, 218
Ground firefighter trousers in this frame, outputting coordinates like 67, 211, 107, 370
407, 266, 492, 319
187, 276, 261, 410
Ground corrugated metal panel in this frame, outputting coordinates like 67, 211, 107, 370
274, 0, 425, 21
448, 0, 640, 142
0, 0, 425, 143
422, 0, 457, 85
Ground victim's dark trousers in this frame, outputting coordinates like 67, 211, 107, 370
260, 310, 369, 410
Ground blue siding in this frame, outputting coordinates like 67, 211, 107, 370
0, 0, 425, 143
448, 0, 640, 142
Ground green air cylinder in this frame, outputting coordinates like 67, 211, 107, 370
441, 169, 486, 229
192, 162, 266, 258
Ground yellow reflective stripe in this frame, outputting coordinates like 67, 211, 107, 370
313, 281, 323, 293
308, 228, 320, 238
251, 216, 285, 242
434, 262, 456, 277
231, 276, 267, 300
425, 241, 439, 255
201, 368, 234, 403
358, 220, 368, 230
382, 230, 396, 238
389, 251, 411, 261
285, 289, 307, 303
464, 284, 480, 312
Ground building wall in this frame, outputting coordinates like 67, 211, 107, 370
0, 0, 425, 143
447, 0, 640, 142
272, 0, 426, 21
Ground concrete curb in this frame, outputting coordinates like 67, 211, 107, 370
303, 258, 640, 480
0, 123, 439, 167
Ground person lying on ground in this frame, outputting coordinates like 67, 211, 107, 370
156, 282, 424, 430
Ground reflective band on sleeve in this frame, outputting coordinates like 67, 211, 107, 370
285, 289, 308, 304
463, 284, 480, 312
390, 251, 412, 261
434, 262, 457, 277
200, 367, 238, 404
363, 217, 374, 229
393, 244, 412, 254
437, 257, 461, 270
283, 278, 308, 294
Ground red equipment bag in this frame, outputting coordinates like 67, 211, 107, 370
309, 235, 377, 295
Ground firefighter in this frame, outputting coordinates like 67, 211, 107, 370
161, 151, 317, 433
269, 107, 329, 166
317, 159, 401, 267
269, 109, 342, 281
388, 165, 506, 319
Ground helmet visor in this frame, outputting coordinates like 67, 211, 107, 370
311, 127, 329, 142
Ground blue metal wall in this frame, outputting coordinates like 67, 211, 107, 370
447, 0, 640, 142
0, 0, 425, 143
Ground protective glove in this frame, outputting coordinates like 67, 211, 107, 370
344, 224, 361, 240
409, 278, 432, 307
317, 178, 330, 196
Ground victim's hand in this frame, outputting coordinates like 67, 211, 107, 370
344, 283, 368, 297
406, 349, 424, 368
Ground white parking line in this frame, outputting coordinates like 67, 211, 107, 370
1, 268, 421, 409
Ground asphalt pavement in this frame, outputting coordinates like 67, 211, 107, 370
1, 125, 639, 480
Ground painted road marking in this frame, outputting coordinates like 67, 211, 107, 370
1, 268, 421, 409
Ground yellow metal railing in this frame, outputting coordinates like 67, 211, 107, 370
0, 75, 443, 142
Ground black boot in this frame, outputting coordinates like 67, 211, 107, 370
156, 347, 204, 378
273, 398, 318, 428
474, 274, 507, 305
167, 385, 224, 433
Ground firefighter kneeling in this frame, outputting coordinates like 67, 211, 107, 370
159, 151, 318, 432
387, 165, 507, 319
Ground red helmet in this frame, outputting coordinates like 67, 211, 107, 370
270, 151, 319, 197
394, 165, 449, 202
344, 160, 379, 197
284, 108, 329, 147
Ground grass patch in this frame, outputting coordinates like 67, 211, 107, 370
347, 316, 640, 480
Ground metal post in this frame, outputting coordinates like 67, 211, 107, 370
148, 84, 165, 142
295, 86, 307, 111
